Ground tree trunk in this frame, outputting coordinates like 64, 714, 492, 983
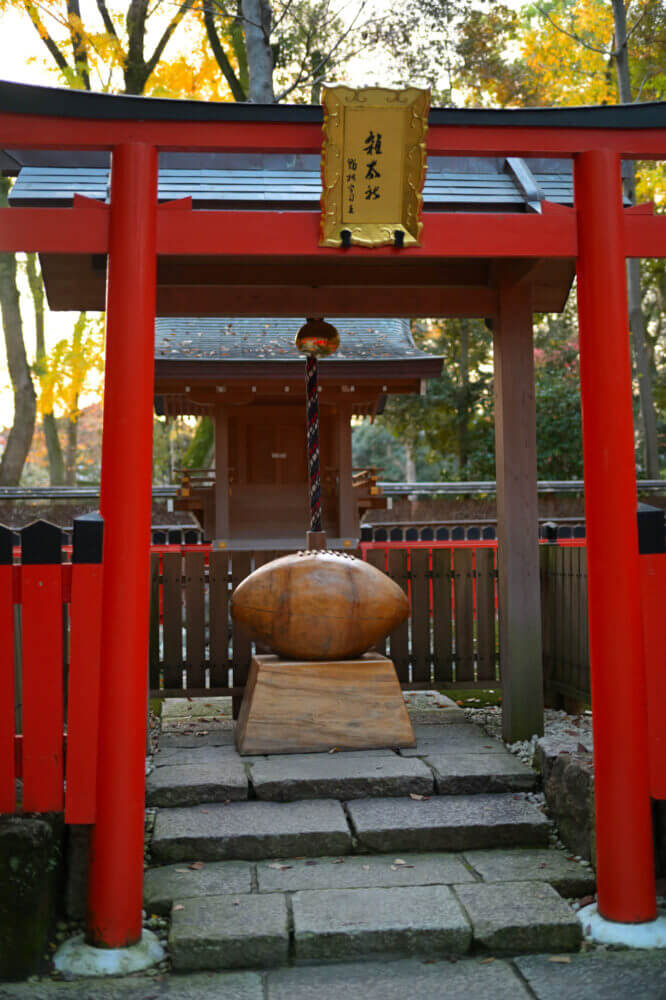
611, 0, 660, 477
242, 0, 275, 102
404, 441, 416, 483
65, 398, 78, 485
457, 320, 470, 473
25, 252, 65, 484
0, 249, 36, 485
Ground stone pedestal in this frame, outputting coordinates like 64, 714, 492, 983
236, 653, 415, 756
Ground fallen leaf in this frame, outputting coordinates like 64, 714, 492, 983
189, 862, 204, 870
409, 793, 429, 801
328, 747, 339, 754
332, 858, 345, 864
174, 868, 189, 874
305, 860, 318, 866
480, 957, 494, 964
173, 904, 184, 911
548, 956, 571, 964
267, 863, 292, 871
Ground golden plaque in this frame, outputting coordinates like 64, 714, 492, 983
320, 85, 430, 249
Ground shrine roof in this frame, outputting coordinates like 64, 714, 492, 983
155, 316, 436, 365
7, 157, 574, 212
1, 79, 666, 140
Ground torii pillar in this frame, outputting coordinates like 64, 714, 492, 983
493, 270, 544, 742
87, 143, 158, 947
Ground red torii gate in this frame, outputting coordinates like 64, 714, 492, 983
1, 80, 665, 951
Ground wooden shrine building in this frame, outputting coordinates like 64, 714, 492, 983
153, 316, 440, 545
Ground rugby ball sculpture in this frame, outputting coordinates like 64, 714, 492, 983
231, 550, 409, 660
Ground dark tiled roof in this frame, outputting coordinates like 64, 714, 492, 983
2, 79, 666, 129
155, 317, 428, 362
8, 156, 574, 210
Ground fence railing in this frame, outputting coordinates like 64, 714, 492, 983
360, 517, 587, 543
149, 542, 501, 703
0, 517, 103, 820
540, 542, 591, 708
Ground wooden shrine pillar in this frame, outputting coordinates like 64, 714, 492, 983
493, 274, 544, 742
575, 148, 655, 923
215, 404, 230, 539
88, 143, 158, 948
337, 403, 357, 538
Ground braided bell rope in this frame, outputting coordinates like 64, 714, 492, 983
305, 353, 322, 532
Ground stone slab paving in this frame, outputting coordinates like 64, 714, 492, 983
151, 799, 352, 862
0, 972, 264, 999
401, 723, 509, 756
453, 881, 582, 953
291, 884, 472, 961
256, 851, 475, 892
6, 955, 666, 999
249, 751, 433, 801
405, 709, 468, 724
153, 745, 245, 767
146, 759, 248, 807
464, 847, 596, 897
144, 860, 253, 914
162, 697, 232, 719
347, 794, 551, 852
158, 729, 236, 749
426, 751, 537, 794
169, 893, 289, 970
267, 957, 532, 1000
515, 951, 666, 1000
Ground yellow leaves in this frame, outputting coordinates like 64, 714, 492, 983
145, 17, 236, 101
519, 0, 665, 110
36, 313, 105, 420
520, 0, 617, 108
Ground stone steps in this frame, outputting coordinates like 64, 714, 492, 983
150, 792, 550, 863
144, 716, 593, 973
146, 847, 591, 971
147, 720, 537, 808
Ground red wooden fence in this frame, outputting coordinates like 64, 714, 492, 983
0, 516, 103, 821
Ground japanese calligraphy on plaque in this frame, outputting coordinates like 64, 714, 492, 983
320, 85, 430, 248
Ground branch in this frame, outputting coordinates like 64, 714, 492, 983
275, 0, 370, 101
634, 67, 659, 102
626, 5, 650, 41
168, 0, 269, 34
535, 4, 611, 56
271, 0, 296, 34
67, 0, 91, 89
23, 1, 72, 75
203, 1, 247, 100
96, 0, 118, 38
145, 0, 196, 79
